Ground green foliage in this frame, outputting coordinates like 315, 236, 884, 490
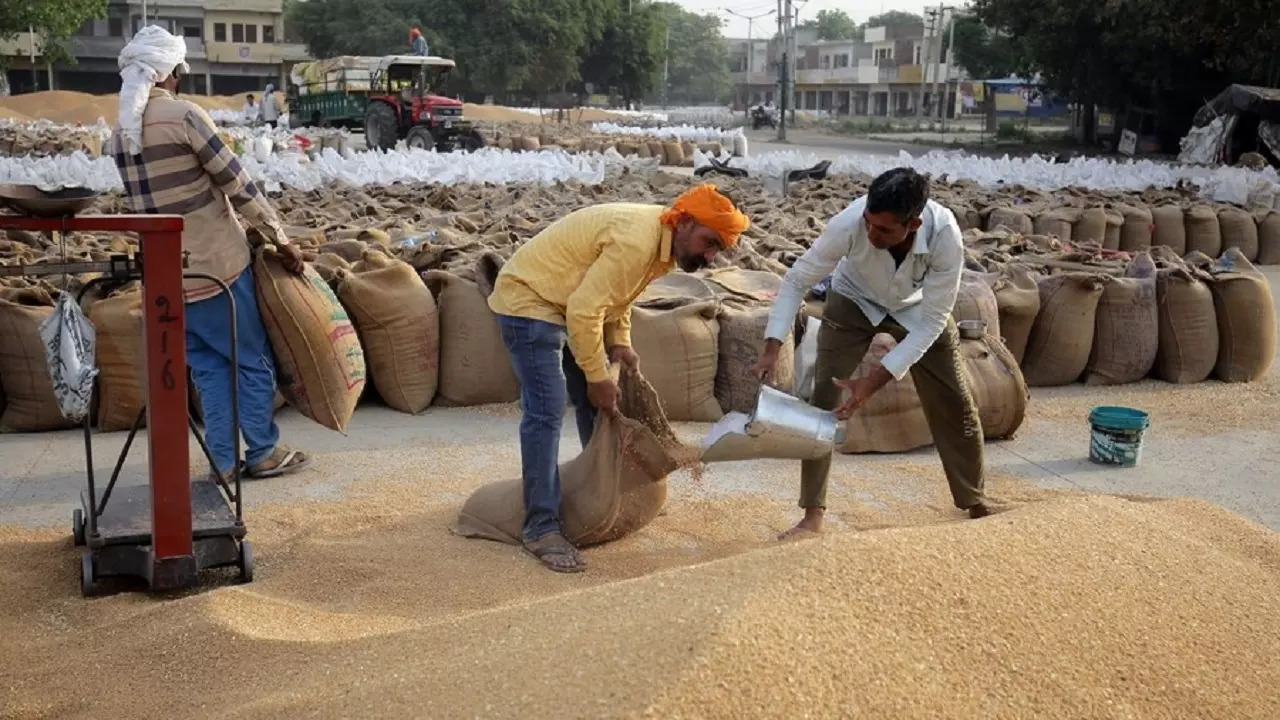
286, 0, 728, 103
864, 11, 922, 29
950, 15, 1023, 80
799, 9, 860, 41
650, 2, 730, 105
996, 119, 1032, 142
0, 0, 108, 68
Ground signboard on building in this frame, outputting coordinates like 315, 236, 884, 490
238, 46, 251, 59
1118, 129, 1138, 156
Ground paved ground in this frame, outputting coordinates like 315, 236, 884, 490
2, 269, 1277, 534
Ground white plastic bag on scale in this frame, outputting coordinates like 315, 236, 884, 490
39, 293, 99, 421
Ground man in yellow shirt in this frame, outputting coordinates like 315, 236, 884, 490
488, 184, 750, 573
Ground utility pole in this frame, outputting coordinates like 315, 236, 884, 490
727, 8, 776, 110
914, 8, 936, 129
662, 24, 670, 109
777, 0, 791, 141
929, 5, 947, 128
942, 6, 958, 132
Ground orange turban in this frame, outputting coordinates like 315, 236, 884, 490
660, 183, 750, 248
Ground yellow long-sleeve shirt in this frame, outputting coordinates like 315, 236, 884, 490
488, 203, 675, 383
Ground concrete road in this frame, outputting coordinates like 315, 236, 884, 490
1, 270, 1277, 533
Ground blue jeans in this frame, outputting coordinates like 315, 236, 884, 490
496, 315, 598, 543
186, 267, 281, 475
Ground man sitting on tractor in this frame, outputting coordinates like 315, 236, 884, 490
410, 28, 429, 56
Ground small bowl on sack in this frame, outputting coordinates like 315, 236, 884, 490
957, 319, 986, 340
0, 184, 100, 218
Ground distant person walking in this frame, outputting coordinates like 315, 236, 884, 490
260, 83, 280, 126
410, 28, 429, 56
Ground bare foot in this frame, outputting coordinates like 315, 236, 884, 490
778, 508, 825, 541
523, 533, 587, 573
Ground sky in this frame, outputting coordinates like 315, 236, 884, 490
674, 0, 932, 40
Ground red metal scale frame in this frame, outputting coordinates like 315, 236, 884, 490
0, 214, 253, 595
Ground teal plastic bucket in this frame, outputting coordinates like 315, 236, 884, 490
1088, 406, 1150, 467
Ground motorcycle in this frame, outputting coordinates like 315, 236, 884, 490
751, 106, 777, 130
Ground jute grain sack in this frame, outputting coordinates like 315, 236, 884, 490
714, 300, 795, 415
1102, 207, 1124, 251
0, 288, 76, 433
1150, 204, 1187, 255
636, 142, 653, 159
647, 141, 664, 159
1118, 204, 1154, 252
88, 289, 145, 432
702, 268, 795, 415
1217, 206, 1259, 261
661, 142, 685, 166
630, 300, 722, 422
1207, 248, 1277, 382
986, 207, 1033, 235
952, 271, 1001, 339
1154, 265, 1218, 383
1083, 251, 1158, 385
987, 263, 1040, 364
838, 334, 932, 454
336, 259, 440, 414
1032, 208, 1078, 242
519, 136, 541, 152
680, 141, 696, 166
1075, 207, 1108, 244
962, 334, 1029, 440
1258, 211, 1280, 265
455, 372, 683, 547
1021, 273, 1106, 387
1185, 204, 1222, 258
254, 247, 366, 433
421, 268, 520, 406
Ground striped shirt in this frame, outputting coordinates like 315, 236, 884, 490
109, 88, 287, 302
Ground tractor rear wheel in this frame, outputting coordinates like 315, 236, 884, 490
364, 102, 399, 151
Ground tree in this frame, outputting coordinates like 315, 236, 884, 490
949, 15, 1023, 80
581, 1, 663, 107
650, 3, 731, 105
974, 0, 1280, 147
799, 9, 860, 41
0, 0, 107, 68
864, 11, 921, 29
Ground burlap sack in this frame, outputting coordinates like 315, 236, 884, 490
254, 247, 366, 433
336, 258, 440, 414
421, 269, 520, 407
1102, 207, 1124, 251
1258, 212, 1280, 265
631, 300, 722, 422
1150, 204, 1187, 255
963, 334, 1030, 440
1118, 204, 1154, 253
1208, 248, 1277, 382
1022, 273, 1106, 387
0, 288, 76, 432
838, 334, 931, 454
661, 142, 686, 166
1154, 265, 1218, 384
987, 207, 1034, 235
701, 268, 794, 415
953, 271, 1001, 339
987, 263, 1040, 364
454, 372, 683, 547
636, 142, 653, 159
1185, 204, 1222, 258
519, 136, 541, 152
1218, 206, 1259, 262
1083, 251, 1158, 385
88, 290, 145, 432
1033, 208, 1079, 242
647, 141, 664, 159
1075, 207, 1108, 244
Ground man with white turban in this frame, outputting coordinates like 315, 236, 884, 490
109, 25, 313, 483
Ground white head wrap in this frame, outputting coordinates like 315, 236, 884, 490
117, 25, 190, 155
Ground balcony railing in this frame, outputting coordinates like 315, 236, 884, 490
729, 71, 774, 86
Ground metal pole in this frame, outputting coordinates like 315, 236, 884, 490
29, 25, 37, 91
914, 10, 934, 129
943, 6, 957, 132
773, 0, 783, 139
727, 8, 776, 109
662, 25, 669, 109
930, 5, 946, 126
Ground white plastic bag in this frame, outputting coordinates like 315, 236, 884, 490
39, 293, 99, 421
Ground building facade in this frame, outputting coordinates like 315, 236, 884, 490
1, 0, 310, 97
727, 21, 963, 119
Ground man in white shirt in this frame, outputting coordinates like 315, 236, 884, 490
752, 167, 989, 538
241, 94, 259, 125
261, 84, 280, 126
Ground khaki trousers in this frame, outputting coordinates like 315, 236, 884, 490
800, 291, 985, 510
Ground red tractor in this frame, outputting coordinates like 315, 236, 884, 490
288, 55, 484, 153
